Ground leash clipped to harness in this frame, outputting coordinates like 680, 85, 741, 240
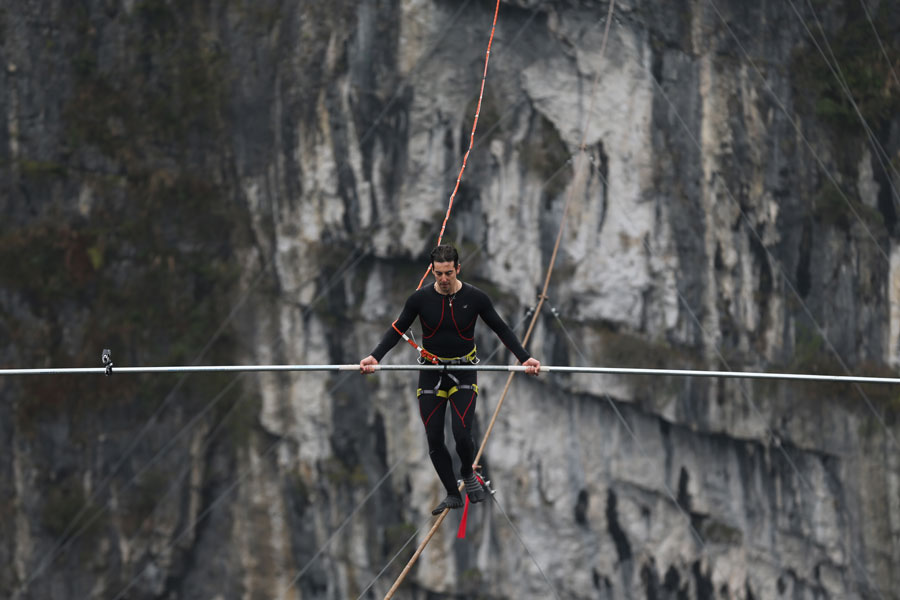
392, 322, 482, 367
391, 321, 440, 364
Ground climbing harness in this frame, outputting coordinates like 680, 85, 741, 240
392, 311, 482, 366
416, 346, 479, 366
416, 372, 479, 400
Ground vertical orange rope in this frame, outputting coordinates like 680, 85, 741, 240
415, 0, 501, 291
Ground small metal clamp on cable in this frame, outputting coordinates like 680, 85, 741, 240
474, 466, 496, 497
101, 348, 113, 376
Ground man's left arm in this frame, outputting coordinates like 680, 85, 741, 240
479, 297, 541, 375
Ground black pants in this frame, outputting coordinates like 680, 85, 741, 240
417, 370, 478, 496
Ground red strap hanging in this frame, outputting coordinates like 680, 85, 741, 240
457, 497, 470, 538
457, 471, 487, 538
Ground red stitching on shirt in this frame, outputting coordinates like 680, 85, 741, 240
423, 296, 445, 339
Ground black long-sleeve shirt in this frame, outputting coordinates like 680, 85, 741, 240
371, 283, 530, 363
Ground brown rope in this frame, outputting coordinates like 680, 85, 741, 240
477, 0, 615, 460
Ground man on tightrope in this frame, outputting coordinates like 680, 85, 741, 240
360, 244, 540, 515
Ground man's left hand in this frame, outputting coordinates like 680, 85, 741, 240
523, 357, 541, 375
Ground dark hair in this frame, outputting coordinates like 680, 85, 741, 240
430, 244, 459, 267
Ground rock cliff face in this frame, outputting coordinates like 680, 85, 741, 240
1, 0, 899, 598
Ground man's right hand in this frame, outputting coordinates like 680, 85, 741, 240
360, 355, 378, 374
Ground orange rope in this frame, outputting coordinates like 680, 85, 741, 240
415, 0, 501, 291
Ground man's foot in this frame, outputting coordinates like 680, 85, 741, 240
463, 473, 487, 504
432, 493, 464, 515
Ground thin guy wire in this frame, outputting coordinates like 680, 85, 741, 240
112, 373, 354, 600
23, 254, 310, 585
857, 0, 900, 91
793, 0, 900, 191
636, 19, 893, 585
21, 261, 270, 588
704, 0, 890, 264
356, 0, 473, 150
22, 1, 535, 591
355, 518, 428, 600
549, 312, 708, 549
623, 20, 890, 591
24, 241, 371, 587
488, 493, 562, 600
118, 375, 267, 551
281, 456, 407, 597
111, 434, 282, 600
22, 232, 380, 589
648, 33, 900, 452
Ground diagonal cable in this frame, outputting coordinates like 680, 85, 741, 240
281, 456, 407, 597
648, 33, 900, 452
601, 21, 891, 591
111, 372, 353, 599
704, 0, 890, 264
22, 1, 544, 591
23, 232, 379, 589
22, 260, 270, 587
356, 0, 473, 150
488, 493, 562, 600
548, 310, 709, 550
550, 307, 887, 592
856, 0, 900, 91
793, 0, 900, 192
355, 517, 429, 600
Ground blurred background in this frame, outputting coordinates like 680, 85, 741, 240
1, 0, 899, 598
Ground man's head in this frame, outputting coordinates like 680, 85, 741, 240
430, 244, 460, 294
430, 244, 459, 268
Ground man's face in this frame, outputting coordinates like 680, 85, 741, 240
432, 260, 459, 294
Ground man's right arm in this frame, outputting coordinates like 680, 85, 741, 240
360, 293, 418, 373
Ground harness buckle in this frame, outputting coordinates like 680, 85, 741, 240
423, 346, 479, 366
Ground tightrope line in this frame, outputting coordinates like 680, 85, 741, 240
4, 363, 900, 386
